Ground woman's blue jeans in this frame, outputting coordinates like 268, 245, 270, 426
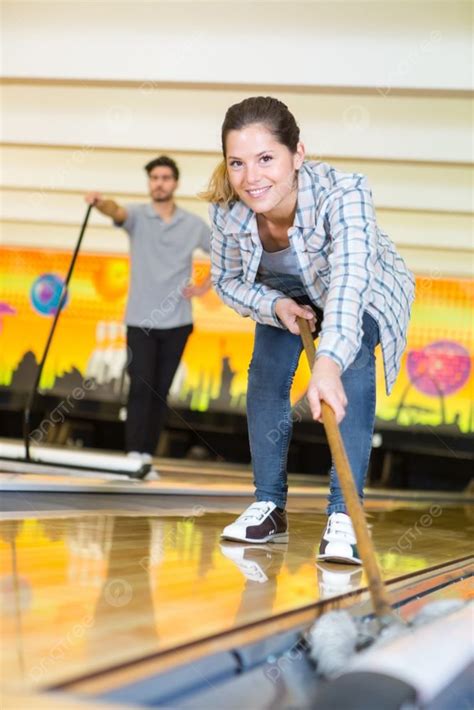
246, 311, 379, 514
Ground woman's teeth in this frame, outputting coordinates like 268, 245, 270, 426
247, 186, 271, 197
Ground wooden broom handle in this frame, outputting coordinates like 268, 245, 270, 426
297, 317, 396, 623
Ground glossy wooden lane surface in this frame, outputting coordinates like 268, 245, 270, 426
62, 559, 472, 699
0, 489, 472, 696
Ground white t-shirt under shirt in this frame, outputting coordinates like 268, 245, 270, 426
257, 245, 307, 299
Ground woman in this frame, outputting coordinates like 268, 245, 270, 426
202, 97, 414, 563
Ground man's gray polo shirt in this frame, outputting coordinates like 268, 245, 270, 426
115, 204, 210, 329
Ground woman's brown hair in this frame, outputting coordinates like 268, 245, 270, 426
200, 96, 300, 206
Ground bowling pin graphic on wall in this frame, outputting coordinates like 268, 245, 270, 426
86, 321, 129, 396
86, 321, 108, 384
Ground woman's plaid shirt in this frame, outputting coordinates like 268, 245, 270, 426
209, 161, 415, 394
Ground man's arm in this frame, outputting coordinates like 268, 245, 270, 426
182, 274, 212, 299
182, 221, 212, 298
85, 192, 128, 225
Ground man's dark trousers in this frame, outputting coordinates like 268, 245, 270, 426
126, 324, 193, 454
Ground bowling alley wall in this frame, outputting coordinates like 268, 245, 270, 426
1, 2, 472, 439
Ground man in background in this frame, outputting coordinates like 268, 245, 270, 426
86, 155, 211, 466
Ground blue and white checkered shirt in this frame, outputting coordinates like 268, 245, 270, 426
209, 160, 415, 394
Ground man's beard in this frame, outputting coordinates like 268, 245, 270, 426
150, 190, 174, 202
151, 190, 174, 203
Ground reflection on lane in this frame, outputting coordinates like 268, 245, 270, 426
0, 503, 472, 691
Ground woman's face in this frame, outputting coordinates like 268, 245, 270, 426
225, 123, 305, 215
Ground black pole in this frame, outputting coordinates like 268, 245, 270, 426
23, 205, 93, 461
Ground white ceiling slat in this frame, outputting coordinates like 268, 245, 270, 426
2, 2, 472, 92
1, 146, 472, 214
1, 186, 473, 251
2, 183, 473, 251
0, 189, 473, 249
2, 84, 472, 163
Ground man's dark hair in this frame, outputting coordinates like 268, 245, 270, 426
144, 155, 179, 181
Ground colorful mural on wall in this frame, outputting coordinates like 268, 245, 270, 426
0, 246, 472, 435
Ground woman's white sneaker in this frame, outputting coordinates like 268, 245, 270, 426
317, 512, 361, 565
221, 501, 288, 543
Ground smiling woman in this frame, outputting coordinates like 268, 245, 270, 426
226, 124, 304, 243
202, 96, 415, 561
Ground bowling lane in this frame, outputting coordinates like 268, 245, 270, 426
0, 492, 472, 697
